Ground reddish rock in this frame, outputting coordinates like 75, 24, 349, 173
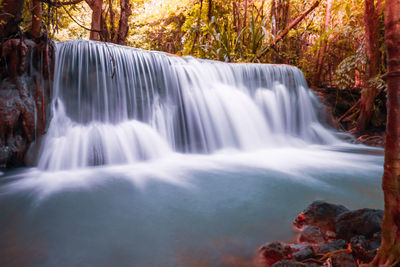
293, 201, 349, 232
331, 252, 356, 267
350, 235, 376, 263
0, 36, 53, 167
259, 241, 292, 266
299, 226, 325, 244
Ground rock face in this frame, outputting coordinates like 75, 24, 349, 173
0, 35, 54, 167
335, 208, 384, 241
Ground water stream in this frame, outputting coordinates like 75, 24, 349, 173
0, 40, 383, 266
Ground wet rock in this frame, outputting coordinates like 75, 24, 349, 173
299, 226, 325, 244
259, 241, 292, 266
294, 201, 349, 232
292, 246, 314, 261
272, 259, 307, 267
350, 235, 376, 263
0, 37, 53, 167
331, 252, 356, 267
316, 239, 346, 254
336, 208, 383, 241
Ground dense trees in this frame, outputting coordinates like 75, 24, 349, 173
0, 0, 24, 40
1, 0, 399, 263
0, 0, 390, 135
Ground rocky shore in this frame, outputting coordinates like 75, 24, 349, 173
256, 201, 384, 266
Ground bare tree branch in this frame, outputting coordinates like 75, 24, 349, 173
257, 0, 320, 59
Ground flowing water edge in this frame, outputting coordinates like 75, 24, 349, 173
0, 40, 384, 266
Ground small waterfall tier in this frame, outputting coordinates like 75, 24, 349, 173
38, 40, 339, 170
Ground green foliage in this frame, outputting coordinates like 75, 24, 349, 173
20, 0, 386, 93
335, 53, 366, 90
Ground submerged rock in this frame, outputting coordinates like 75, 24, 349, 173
336, 208, 383, 241
293, 201, 349, 232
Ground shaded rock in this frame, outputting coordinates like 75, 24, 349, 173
290, 244, 312, 252
317, 239, 346, 254
259, 241, 292, 266
0, 37, 53, 167
350, 235, 375, 263
299, 226, 325, 244
331, 252, 356, 267
293, 201, 349, 232
369, 232, 381, 250
272, 259, 306, 267
292, 247, 314, 261
336, 208, 383, 241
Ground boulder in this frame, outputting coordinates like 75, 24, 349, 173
331, 252, 357, 267
336, 208, 383, 241
259, 241, 292, 266
299, 226, 325, 244
369, 232, 381, 250
293, 201, 349, 232
350, 235, 376, 263
292, 246, 314, 261
272, 259, 307, 267
317, 239, 346, 254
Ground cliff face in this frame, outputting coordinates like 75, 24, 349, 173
0, 36, 54, 168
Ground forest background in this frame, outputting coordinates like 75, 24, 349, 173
10, 0, 387, 137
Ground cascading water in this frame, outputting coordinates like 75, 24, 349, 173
37, 40, 339, 171
0, 40, 384, 267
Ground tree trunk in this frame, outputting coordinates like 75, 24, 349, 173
108, 0, 116, 40
271, 0, 277, 35
313, 0, 333, 87
357, 0, 381, 134
31, 0, 43, 38
269, 0, 319, 48
115, 0, 131, 45
207, 0, 212, 21
0, 0, 24, 40
368, 0, 400, 265
86, 0, 103, 40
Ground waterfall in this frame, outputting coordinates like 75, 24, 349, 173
37, 40, 339, 171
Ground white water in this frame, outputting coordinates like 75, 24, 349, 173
0, 40, 384, 266
37, 40, 340, 171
